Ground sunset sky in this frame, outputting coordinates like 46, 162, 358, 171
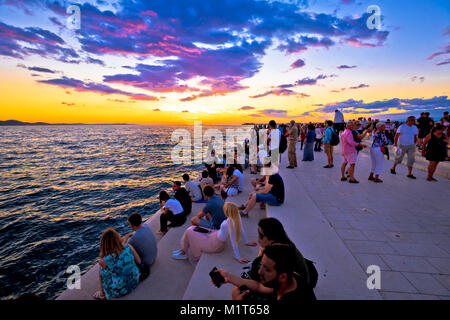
0, 0, 449, 124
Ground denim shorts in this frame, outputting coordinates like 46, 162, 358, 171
256, 193, 282, 206
198, 218, 215, 229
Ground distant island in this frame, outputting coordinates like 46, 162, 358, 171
0, 120, 133, 126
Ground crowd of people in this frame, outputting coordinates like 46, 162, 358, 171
91, 110, 448, 301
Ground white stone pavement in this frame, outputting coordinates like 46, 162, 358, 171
285, 144, 450, 299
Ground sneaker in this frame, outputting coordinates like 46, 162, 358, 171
390, 169, 396, 174
323, 165, 331, 168
373, 178, 383, 183
407, 174, 416, 179
349, 179, 359, 184
341, 177, 347, 181
172, 249, 181, 255
286, 166, 294, 169
172, 252, 187, 260
368, 176, 374, 181
240, 210, 249, 218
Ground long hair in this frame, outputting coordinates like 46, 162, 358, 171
100, 228, 124, 258
258, 218, 292, 245
223, 202, 241, 245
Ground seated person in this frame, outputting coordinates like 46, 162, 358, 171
191, 185, 226, 230
232, 164, 244, 192
157, 191, 185, 235
215, 244, 316, 302
239, 163, 284, 217
172, 202, 257, 263
198, 170, 214, 198
215, 166, 239, 197
173, 181, 192, 215
122, 213, 157, 282
183, 173, 202, 202
93, 228, 140, 300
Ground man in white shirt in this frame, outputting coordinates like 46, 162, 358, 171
391, 116, 418, 179
267, 120, 280, 165
182, 173, 202, 202
158, 190, 185, 234
333, 109, 345, 135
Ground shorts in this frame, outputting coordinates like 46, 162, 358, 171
324, 143, 333, 155
198, 218, 215, 229
341, 152, 357, 164
226, 187, 238, 196
256, 193, 282, 206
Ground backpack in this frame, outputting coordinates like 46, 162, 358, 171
304, 258, 318, 289
329, 128, 340, 146
279, 134, 288, 153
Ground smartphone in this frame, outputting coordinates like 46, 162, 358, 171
194, 226, 210, 234
209, 267, 225, 288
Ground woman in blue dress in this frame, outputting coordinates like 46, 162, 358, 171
302, 124, 316, 161
93, 228, 141, 300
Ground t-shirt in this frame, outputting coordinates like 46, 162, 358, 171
233, 169, 244, 191
397, 124, 418, 146
128, 225, 157, 266
315, 128, 323, 139
202, 195, 226, 229
175, 187, 192, 215
163, 199, 184, 215
269, 128, 281, 151
268, 173, 284, 203
185, 181, 202, 201
277, 273, 317, 302
417, 117, 433, 133
334, 110, 344, 123
199, 177, 214, 192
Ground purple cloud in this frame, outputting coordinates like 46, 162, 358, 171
290, 58, 305, 69
239, 106, 255, 110
38, 76, 159, 101
349, 83, 369, 90
337, 65, 357, 69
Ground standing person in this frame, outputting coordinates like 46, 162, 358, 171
333, 109, 345, 135
422, 124, 448, 181
299, 125, 306, 150
340, 121, 366, 183
122, 213, 157, 281
302, 124, 315, 161
173, 181, 192, 216
323, 120, 336, 168
172, 202, 257, 263
93, 228, 141, 300
417, 112, 433, 149
286, 120, 299, 168
390, 116, 418, 179
157, 191, 185, 235
368, 123, 390, 183
191, 185, 226, 230
314, 124, 323, 152
183, 174, 202, 202
268, 120, 281, 165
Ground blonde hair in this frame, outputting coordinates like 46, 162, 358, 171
223, 202, 241, 245
100, 228, 124, 258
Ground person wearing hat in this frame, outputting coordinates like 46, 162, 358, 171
369, 122, 390, 183
286, 120, 299, 168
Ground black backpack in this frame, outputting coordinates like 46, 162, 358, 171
279, 134, 288, 153
329, 128, 340, 146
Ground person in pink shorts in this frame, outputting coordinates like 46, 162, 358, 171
340, 121, 367, 183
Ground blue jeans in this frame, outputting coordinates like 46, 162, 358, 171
198, 218, 215, 229
256, 193, 282, 206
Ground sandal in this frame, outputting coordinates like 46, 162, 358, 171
240, 210, 249, 218
373, 178, 383, 183
348, 179, 359, 184
341, 177, 347, 181
93, 290, 106, 300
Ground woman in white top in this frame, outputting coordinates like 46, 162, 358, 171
172, 202, 257, 264
314, 124, 324, 152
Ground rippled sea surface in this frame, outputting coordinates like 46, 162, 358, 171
0, 124, 239, 300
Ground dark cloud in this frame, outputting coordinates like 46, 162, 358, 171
239, 106, 255, 110
337, 65, 357, 69
303, 96, 450, 115
290, 58, 305, 69
349, 83, 369, 90
38, 76, 159, 101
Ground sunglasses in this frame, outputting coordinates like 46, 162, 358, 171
258, 231, 265, 239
